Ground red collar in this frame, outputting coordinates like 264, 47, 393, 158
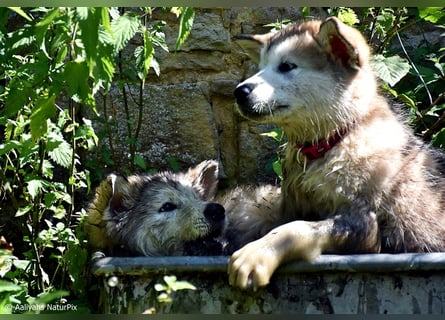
296, 129, 346, 161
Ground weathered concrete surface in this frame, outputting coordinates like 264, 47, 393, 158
91, 253, 445, 314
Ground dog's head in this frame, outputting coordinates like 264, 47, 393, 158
233, 17, 374, 141
103, 160, 226, 256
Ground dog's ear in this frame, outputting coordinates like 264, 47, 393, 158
107, 174, 144, 213
317, 17, 370, 70
232, 33, 272, 64
187, 160, 219, 200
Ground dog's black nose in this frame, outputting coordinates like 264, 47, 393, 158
204, 203, 225, 222
234, 84, 253, 105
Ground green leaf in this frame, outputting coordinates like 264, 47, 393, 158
272, 159, 283, 181
110, 13, 140, 54
157, 292, 171, 303
301, 7, 311, 19
0, 250, 15, 277
93, 28, 116, 93
4, 78, 32, 118
154, 283, 167, 292
47, 133, 73, 169
7, 7, 32, 21
260, 127, 283, 142
163, 275, 177, 288
398, 93, 417, 110
162, 275, 196, 291
431, 127, 445, 149
15, 205, 32, 217
35, 7, 60, 29
175, 7, 194, 50
371, 54, 411, 87
33, 290, 69, 305
143, 28, 154, 79
0, 280, 22, 293
26, 179, 45, 200
64, 244, 88, 297
13, 259, 30, 271
77, 7, 102, 72
0, 140, 21, 156
418, 7, 445, 23
64, 61, 92, 104
167, 156, 180, 172
100, 7, 112, 34
30, 95, 56, 141
337, 8, 359, 26
34, 8, 60, 53
133, 154, 147, 170
75, 7, 88, 20
171, 280, 196, 291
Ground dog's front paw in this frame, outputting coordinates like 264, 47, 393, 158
227, 238, 281, 291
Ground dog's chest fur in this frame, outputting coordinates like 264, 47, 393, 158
280, 99, 416, 222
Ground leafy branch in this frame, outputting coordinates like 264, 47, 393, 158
0, 6, 195, 313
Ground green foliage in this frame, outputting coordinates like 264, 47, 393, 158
92, 7, 195, 176
0, 6, 194, 313
264, 19, 292, 32
371, 54, 411, 87
173, 7, 195, 51
332, 7, 359, 26
154, 275, 196, 313
261, 128, 284, 180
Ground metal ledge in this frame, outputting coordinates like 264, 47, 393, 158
91, 252, 445, 276
91, 253, 445, 313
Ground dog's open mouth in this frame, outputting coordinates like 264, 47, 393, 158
182, 236, 223, 256
182, 221, 225, 256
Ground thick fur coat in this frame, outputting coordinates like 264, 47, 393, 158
228, 17, 445, 290
85, 161, 227, 256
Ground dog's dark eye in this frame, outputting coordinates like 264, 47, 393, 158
278, 62, 297, 73
159, 202, 177, 212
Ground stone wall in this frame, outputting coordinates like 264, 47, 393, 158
92, 7, 313, 186
90, 7, 443, 186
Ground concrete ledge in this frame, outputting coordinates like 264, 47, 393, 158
91, 253, 445, 314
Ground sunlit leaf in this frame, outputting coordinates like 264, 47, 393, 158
171, 280, 196, 291
418, 7, 445, 23
0, 280, 22, 292
371, 54, 411, 87
7, 7, 32, 21
47, 133, 73, 168
337, 8, 359, 25
64, 61, 92, 104
77, 7, 102, 73
26, 179, 45, 200
175, 7, 194, 50
110, 13, 140, 54
30, 95, 56, 141
15, 205, 32, 217
432, 127, 445, 149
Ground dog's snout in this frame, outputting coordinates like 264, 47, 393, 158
234, 83, 254, 105
204, 203, 225, 222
